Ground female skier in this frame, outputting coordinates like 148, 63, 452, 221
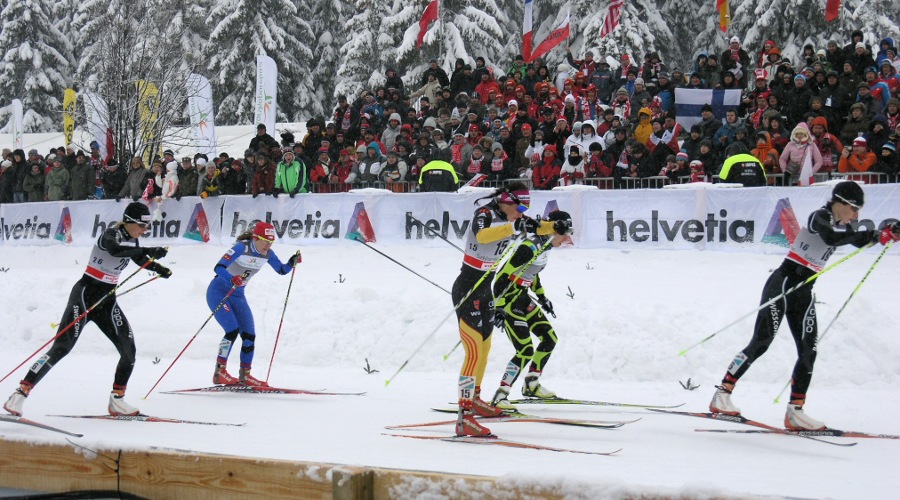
209, 221, 301, 387
451, 181, 554, 437
490, 210, 573, 408
709, 181, 898, 430
4, 202, 171, 417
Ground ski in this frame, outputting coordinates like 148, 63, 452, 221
487, 397, 684, 409
161, 385, 366, 396
383, 433, 620, 456
424, 407, 638, 428
0, 414, 83, 438
647, 409, 856, 447
695, 428, 900, 440
49, 414, 244, 427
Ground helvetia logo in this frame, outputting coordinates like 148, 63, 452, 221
605, 209, 754, 243
184, 203, 210, 242
405, 211, 470, 240
346, 202, 376, 242
55, 207, 73, 243
1, 215, 52, 240
230, 211, 342, 239
761, 198, 800, 247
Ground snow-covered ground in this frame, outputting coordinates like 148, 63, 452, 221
0, 242, 898, 499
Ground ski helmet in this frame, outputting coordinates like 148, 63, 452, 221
123, 202, 151, 225
548, 210, 574, 235
831, 181, 864, 208
253, 221, 277, 242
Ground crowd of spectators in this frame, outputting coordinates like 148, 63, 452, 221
2, 30, 899, 203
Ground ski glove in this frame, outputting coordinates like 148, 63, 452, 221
145, 247, 168, 260
231, 275, 244, 287
272, 190, 279, 198
877, 227, 900, 245
155, 265, 172, 279
537, 295, 555, 318
288, 250, 302, 267
515, 216, 540, 234
553, 218, 573, 236
492, 309, 507, 330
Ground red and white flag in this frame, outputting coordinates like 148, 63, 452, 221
825, 0, 840, 22
599, 0, 624, 39
798, 148, 815, 187
417, 0, 439, 49
523, 1, 570, 63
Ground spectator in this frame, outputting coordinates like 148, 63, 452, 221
274, 149, 307, 196
559, 145, 586, 185
532, 145, 560, 189
752, 131, 781, 178
251, 155, 276, 197
840, 102, 870, 146
838, 137, 877, 174
689, 160, 706, 182
220, 160, 247, 195
486, 141, 512, 181
357, 142, 385, 184
100, 159, 127, 200
198, 163, 221, 198
697, 104, 722, 139
384, 67, 404, 94
118, 157, 147, 201
69, 151, 95, 201
865, 114, 890, 152
177, 157, 199, 199
379, 150, 407, 190
720, 36, 751, 87
330, 148, 356, 186
586, 142, 611, 178
0, 160, 14, 202
10, 149, 28, 203
421, 59, 450, 89
45, 156, 70, 201
872, 142, 898, 182
23, 162, 45, 202
309, 148, 332, 186
249, 123, 279, 153
156, 161, 180, 204
779, 123, 822, 184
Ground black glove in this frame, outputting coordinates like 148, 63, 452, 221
132, 195, 139, 202
492, 309, 507, 330
175, 193, 182, 201
155, 265, 172, 279
252, 192, 259, 199
514, 216, 540, 234
891, 221, 900, 235
145, 246, 168, 259
289, 191, 296, 198
272, 190, 279, 198
115, 196, 121, 202
537, 295, 555, 318
287, 250, 302, 267
553, 218, 573, 236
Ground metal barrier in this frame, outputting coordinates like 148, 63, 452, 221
831, 171, 886, 184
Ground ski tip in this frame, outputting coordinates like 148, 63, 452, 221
677, 350, 687, 357
384, 380, 391, 387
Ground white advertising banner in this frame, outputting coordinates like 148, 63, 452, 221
254, 55, 277, 133
187, 73, 217, 158
83, 92, 109, 161
2, 186, 898, 252
10, 98, 23, 149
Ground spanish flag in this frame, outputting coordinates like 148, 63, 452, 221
717, 0, 729, 32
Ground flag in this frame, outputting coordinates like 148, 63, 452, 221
599, 0, 624, 39
10, 99, 23, 149
523, 0, 534, 62
417, 0, 439, 49
717, 0, 729, 32
345, 202, 376, 243
531, 12, 570, 62
798, 147, 815, 187
825, 0, 840, 22
135, 80, 159, 164
673, 88, 741, 131
62, 89, 77, 147
254, 55, 277, 134
187, 74, 217, 158
83, 92, 110, 162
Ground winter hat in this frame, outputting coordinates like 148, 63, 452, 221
450, 108, 461, 120
521, 123, 532, 131
852, 137, 867, 147
356, 145, 367, 154
832, 181, 864, 207
754, 69, 768, 80
123, 202, 151, 225
690, 160, 704, 169
634, 77, 645, 86
730, 36, 740, 44
855, 42, 865, 49
492, 142, 504, 151
196, 158, 208, 166
564, 94, 576, 104
163, 149, 175, 157
508, 99, 518, 107
253, 222, 277, 242
569, 145, 580, 157
573, 121, 582, 131
0, 160, 11, 168
616, 87, 628, 95
389, 112, 401, 123
166, 161, 178, 172
882, 143, 897, 152
676, 152, 689, 162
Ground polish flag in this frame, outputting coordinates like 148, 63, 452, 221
523, 1, 570, 63
825, 0, 840, 22
417, 0, 439, 49
599, 0, 624, 39
798, 149, 815, 187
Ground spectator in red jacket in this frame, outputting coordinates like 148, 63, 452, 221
532, 145, 560, 189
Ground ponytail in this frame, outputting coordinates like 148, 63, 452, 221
236, 231, 254, 242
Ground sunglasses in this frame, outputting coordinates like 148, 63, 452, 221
503, 190, 531, 213
835, 194, 862, 212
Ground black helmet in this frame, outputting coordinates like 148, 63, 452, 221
548, 210, 573, 236
123, 202, 151, 225
832, 181, 864, 208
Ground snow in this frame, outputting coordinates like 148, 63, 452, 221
0, 241, 898, 499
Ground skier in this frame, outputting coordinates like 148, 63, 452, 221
209, 221, 301, 387
709, 181, 899, 430
4, 202, 172, 417
451, 182, 554, 437
490, 210, 574, 408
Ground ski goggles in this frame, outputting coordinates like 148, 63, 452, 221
498, 189, 531, 213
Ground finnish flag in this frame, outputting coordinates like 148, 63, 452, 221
674, 89, 742, 131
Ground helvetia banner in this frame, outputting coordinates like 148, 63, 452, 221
254, 55, 277, 133
187, 74, 217, 158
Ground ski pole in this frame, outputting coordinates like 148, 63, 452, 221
266, 256, 300, 383
143, 284, 237, 399
678, 242, 873, 357
443, 238, 555, 360
351, 236, 450, 294
115, 276, 159, 299
1, 257, 158, 385
409, 215, 465, 254
773, 240, 891, 403
385, 237, 524, 386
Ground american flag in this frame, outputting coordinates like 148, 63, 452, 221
599, 0, 624, 39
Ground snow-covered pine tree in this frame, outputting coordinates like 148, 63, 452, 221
0, 0, 73, 132
205, 0, 314, 125
581, 0, 674, 71
659, 0, 707, 71
308, 1, 354, 115
437, 0, 511, 77
334, 1, 383, 101
162, 0, 211, 73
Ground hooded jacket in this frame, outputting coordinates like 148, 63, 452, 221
751, 132, 780, 174
779, 123, 823, 176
